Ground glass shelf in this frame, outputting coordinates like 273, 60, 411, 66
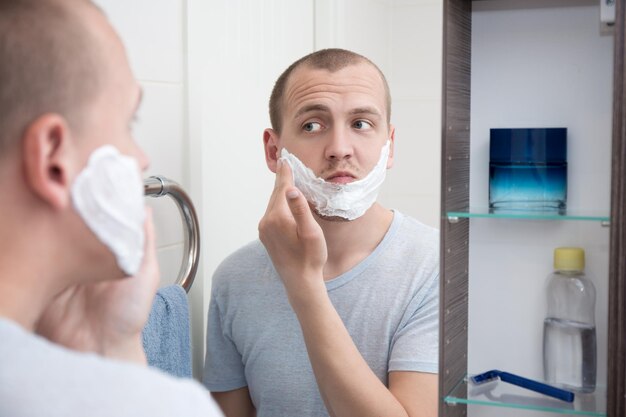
444, 375, 607, 416
446, 207, 610, 224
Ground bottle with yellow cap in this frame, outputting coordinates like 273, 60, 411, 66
543, 247, 596, 393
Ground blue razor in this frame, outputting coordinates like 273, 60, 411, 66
471, 369, 575, 403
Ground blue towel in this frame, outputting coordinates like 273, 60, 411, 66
141, 284, 192, 378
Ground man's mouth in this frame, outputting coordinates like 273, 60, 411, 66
325, 171, 357, 184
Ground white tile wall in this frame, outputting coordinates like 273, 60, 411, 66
145, 195, 185, 249
380, 97, 441, 227
389, 2, 442, 102
315, 0, 392, 79
156, 243, 185, 287
134, 83, 186, 184
94, 0, 184, 83
387, 2, 443, 228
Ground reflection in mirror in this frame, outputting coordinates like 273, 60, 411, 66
189, 1, 442, 416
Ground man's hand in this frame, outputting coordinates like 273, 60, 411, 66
258, 159, 327, 301
36, 208, 160, 363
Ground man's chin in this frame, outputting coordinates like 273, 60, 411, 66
312, 210, 352, 223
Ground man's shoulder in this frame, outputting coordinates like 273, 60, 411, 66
211, 239, 271, 284
0, 319, 222, 417
393, 211, 439, 249
382, 211, 439, 279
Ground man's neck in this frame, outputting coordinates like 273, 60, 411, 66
315, 203, 394, 281
0, 260, 53, 331
0, 224, 67, 332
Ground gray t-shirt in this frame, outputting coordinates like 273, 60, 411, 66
0, 318, 223, 417
203, 211, 439, 417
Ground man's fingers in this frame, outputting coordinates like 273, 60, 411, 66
266, 159, 295, 214
285, 187, 318, 238
274, 159, 295, 190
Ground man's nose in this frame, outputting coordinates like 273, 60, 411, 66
324, 127, 353, 161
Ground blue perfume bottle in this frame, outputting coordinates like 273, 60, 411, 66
489, 128, 567, 211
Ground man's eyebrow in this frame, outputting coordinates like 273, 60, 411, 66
294, 104, 383, 119
349, 106, 382, 117
294, 104, 331, 119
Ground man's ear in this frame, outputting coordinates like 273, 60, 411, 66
21, 114, 74, 210
263, 128, 280, 173
387, 125, 395, 169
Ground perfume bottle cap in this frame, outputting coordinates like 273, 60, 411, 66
554, 247, 585, 272
490, 128, 567, 164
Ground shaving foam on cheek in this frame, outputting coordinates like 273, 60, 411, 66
280, 140, 390, 220
71, 145, 146, 276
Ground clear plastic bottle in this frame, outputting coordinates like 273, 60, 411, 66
543, 247, 596, 393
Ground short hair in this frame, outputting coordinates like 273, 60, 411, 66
269, 48, 392, 134
0, 0, 103, 153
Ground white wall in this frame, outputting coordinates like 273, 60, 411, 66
387, 0, 443, 229
467, 1, 612, 416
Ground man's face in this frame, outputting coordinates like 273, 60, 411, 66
276, 62, 394, 183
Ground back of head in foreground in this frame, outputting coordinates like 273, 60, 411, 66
0, 0, 149, 329
0, 2, 225, 416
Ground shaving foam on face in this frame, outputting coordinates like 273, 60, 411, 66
71, 145, 145, 275
280, 140, 390, 220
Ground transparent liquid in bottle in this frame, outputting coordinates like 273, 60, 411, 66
543, 317, 597, 393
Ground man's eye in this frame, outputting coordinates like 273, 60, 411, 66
353, 120, 373, 130
303, 122, 322, 132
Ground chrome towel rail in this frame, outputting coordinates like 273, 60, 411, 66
143, 176, 200, 293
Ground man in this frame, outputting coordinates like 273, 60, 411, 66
0, 1, 222, 415
204, 49, 439, 417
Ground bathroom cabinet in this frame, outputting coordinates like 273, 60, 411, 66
439, 0, 626, 416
